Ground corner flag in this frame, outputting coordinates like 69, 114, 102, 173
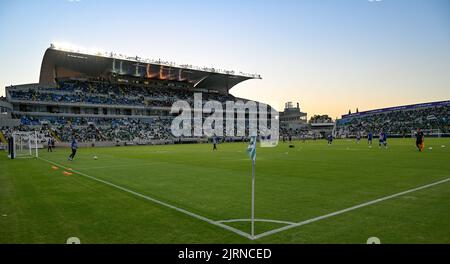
247, 136, 257, 162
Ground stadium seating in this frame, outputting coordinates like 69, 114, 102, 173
336, 104, 450, 137
7, 79, 448, 144
3, 79, 248, 143
8, 79, 236, 108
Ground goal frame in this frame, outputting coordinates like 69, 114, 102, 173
10, 131, 39, 159
411, 129, 442, 138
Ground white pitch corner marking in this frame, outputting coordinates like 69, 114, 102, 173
38, 157, 449, 241
216, 218, 296, 225
254, 177, 450, 240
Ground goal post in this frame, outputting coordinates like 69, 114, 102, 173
9, 131, 39, 159
411, 129, 442, 138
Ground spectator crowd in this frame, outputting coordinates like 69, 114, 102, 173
7, 79, 237, 108
336, 104, 450, 137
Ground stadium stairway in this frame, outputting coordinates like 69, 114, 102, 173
0, 130, 6, 145
48, 128, 61, 143
332, 122, 337, 137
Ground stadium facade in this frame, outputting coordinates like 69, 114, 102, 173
1, 45, 268, 146
2, 45, 449, 147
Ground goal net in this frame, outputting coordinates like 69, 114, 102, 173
8, 131, 39, 159
411, 129, 442, 138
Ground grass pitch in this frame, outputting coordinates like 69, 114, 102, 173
1, 138, 449, 243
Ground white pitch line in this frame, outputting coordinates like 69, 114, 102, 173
76, 161, 164, 170
216, 218, 296, 225
254, 177, 450, 240
38, 157, 254, 240
39, 156, 450, 241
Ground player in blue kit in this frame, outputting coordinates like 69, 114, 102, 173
68, 138, 78, 161
367, 132, 373, 145
378, 131, 384, 148
327, 134, 333, 145
382, 132, 388, 148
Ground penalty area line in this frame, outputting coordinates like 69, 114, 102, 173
38, 157, 254, 240
254, 177, 450, 240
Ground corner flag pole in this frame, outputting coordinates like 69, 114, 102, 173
251, 158, 255, 237
247, 136, 257, 238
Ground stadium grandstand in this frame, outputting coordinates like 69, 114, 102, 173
1, 44, 266, 147
2, 44, 449, 147
336, 100, 450, 138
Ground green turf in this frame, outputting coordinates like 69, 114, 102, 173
1, 138, 449, 243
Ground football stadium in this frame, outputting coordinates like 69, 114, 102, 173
1, 44, 449, 244
0, 1, 449, 250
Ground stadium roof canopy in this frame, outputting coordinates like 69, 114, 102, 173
39, 45, 261, 94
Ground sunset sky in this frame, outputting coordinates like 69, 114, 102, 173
0, 0, 449, 119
